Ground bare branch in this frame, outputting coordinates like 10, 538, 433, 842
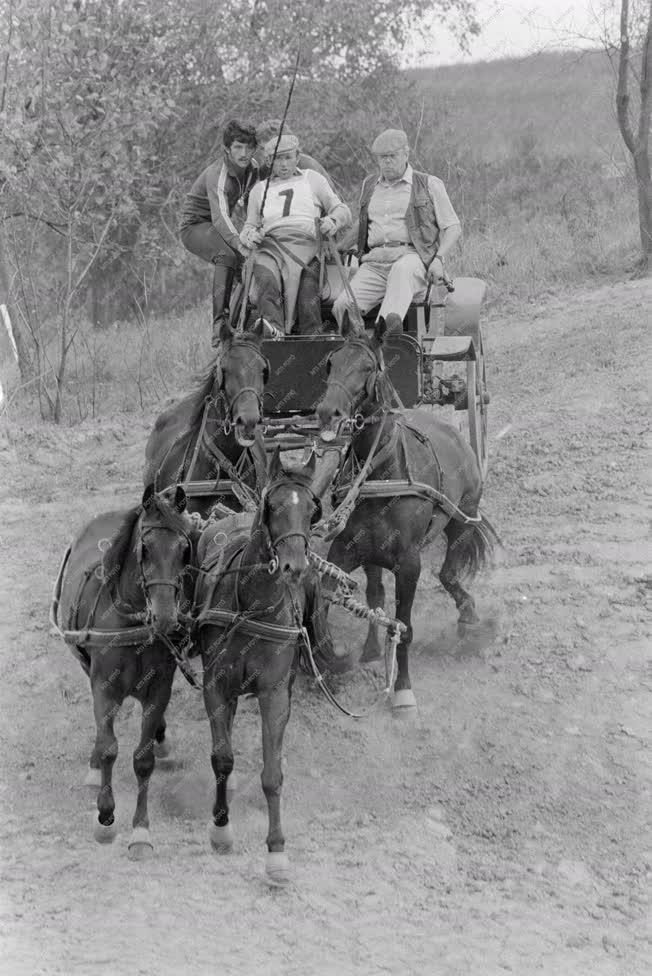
1, 211, 67, 235
69, 207, 116, 300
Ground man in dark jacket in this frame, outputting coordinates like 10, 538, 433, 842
179, 120, 258, 346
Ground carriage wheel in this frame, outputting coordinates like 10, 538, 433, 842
466, 330, 489, 482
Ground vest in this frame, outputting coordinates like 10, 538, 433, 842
357, 169, 440, 267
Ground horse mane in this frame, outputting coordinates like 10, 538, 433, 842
179, 361, 219, 429
101, 504, 142, 586
375, 368, 396, 411
101, 492, 191, 585
175, 332, 264, 431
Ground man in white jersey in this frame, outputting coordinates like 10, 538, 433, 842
240, 134, 351, 334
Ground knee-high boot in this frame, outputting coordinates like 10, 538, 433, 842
211, 262, 235, 345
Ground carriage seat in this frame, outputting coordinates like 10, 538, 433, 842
319, 257, 486, 351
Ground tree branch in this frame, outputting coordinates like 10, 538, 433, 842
616, 0, 637, 155
69, 207, 116, 301
1, 211, 67, 235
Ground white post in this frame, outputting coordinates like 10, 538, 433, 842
1, 304, 18, 362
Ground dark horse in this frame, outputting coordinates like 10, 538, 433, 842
143, 320, 269, 518
53, 484, 200, 858
192, 449, 330, 885
316, 318, 500, 710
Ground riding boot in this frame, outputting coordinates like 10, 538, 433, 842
294, 260, 323, 335
211, 262, 235, 347
254, 265, 285, 333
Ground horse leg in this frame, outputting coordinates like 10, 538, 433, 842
259, 686, 292, 886
204, 672, 236, 854
439, 519, 480, 628
128, 666, 174, 860
90, 684, 122, 843
153, 717, 173, 760
392, 549, 420, 711
361, 564, 385, 663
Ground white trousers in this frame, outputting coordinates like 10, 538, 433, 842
332, 252, 428, 327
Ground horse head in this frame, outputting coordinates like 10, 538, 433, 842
114, 484, 198, 636
215, 319, 270, 447
255, 447, 321, 582
316, 317, 388, 437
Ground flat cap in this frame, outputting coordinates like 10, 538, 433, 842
264, 133, 299, 156
371, 128, 409, 154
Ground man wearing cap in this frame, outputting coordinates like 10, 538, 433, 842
254, 120, 333, 185
240, 134, 351, 334
179, 119, 258, 347
332, 128, 461, 333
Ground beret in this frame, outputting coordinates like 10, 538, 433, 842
371, 129, 409, 154
264, 133, 299, 156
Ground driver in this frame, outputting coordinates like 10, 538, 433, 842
240, 134, 351, 335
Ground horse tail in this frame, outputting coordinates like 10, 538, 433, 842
444, 513, 502, 583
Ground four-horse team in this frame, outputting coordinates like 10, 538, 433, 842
51, 117, 498, 886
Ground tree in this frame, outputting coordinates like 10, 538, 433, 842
616, 0, 652, 271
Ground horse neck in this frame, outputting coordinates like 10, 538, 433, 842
351, 397, 396, 461
109, 523, 145, 615
236, 532, 288, 619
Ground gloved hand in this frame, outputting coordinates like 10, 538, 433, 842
426, 256, 445, 285
240, 226, 264, 249
319, 216, 338, 238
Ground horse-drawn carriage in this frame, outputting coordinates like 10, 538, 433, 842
49, 258, 497, 883
259, 266, 490, 483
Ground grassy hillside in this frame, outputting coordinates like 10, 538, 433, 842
408, 49, 623, 164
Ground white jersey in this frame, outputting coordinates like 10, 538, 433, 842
259, 171, 321, 237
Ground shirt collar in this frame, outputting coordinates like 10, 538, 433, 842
378, 163, 413, 187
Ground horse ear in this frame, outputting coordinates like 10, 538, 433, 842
142, 483, 155, 510
250, 317, 265, 340
374, 317, 388, 344
269, 445, 283, 480
341, 310, 356, 339
174, 485, 187, 512
220, 319, 235, 343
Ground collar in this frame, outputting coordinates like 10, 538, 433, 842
377, 163, 413, 187
270, 167, 304, 181
225, 155, 257, 180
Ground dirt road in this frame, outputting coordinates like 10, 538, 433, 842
1, 279, 650, 975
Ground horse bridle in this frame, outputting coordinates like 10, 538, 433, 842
258, 478, 323, 573
325, 338, 385, 423
135, 520, 195, 605
213, 340, 270, 434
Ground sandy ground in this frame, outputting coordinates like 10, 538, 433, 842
0, 278, 651, 976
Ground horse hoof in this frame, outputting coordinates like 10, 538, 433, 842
265, 851, 292, 887
226, 772, 238, 802
93, 819, 117, 845
154, 739, 172, 759
209, 822, 234, 854
457, 619, 482, 637
128, 827, 154, 861
392, 689, 417, 711
84, 766, 102, 788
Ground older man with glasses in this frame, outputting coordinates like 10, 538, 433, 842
332, 128, 461, 333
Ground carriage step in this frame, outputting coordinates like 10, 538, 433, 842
423, 336, 477, 361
